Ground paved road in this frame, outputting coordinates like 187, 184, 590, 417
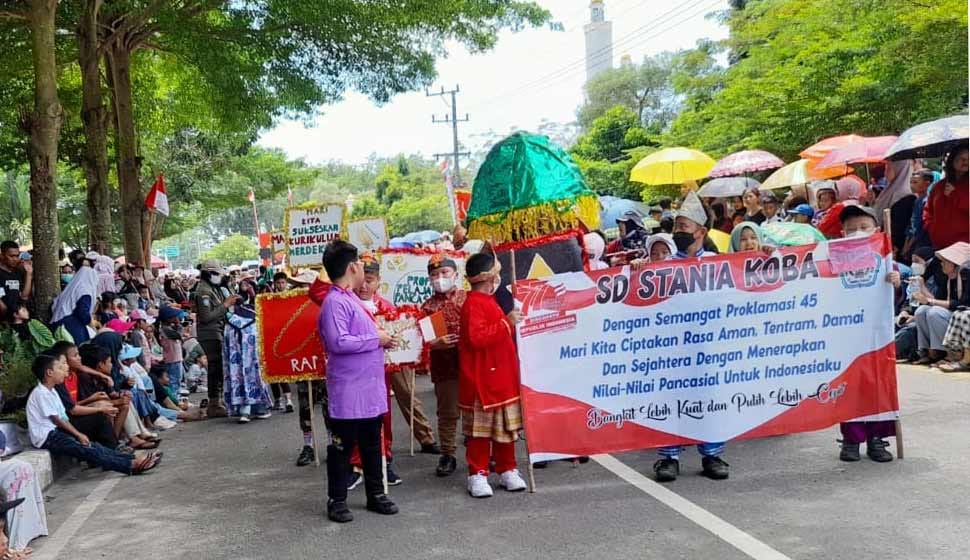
32, 365, 969, 560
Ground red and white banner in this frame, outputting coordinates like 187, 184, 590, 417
515, 233, 899, 462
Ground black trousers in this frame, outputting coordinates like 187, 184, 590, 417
199, 339, 224, 401
270, 383, 291, 400
296, 381, 329, 434
72, 413, 118, 449
327, 415, 383, 502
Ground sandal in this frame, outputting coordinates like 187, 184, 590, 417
132, 454, 160, 475
937, 361, 970, 373
130, 437, 159, 450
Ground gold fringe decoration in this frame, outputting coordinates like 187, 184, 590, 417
467, 195, 601, 244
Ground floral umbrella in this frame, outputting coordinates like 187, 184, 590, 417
884, 115, 970, 160
708, 150, 785, 178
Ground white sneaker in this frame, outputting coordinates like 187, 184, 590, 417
154, 417, 177, 430
254, 411, 272, 420
178, 388, 190, 397
499, 469, 527, 492
467, 472, 493, 498
237, 415, 251, 424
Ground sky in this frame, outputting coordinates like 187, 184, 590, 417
257, 0, 730, 165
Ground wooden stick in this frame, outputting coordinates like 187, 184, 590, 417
509, 249, 537, 493
409, 367, 415, 457
883, 207, 905, 460
308, 380, 320, 467
142, 209, 155, 266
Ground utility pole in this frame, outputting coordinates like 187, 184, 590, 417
427, 85, 471, 183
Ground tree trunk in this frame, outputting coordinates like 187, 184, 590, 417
25, 0, 62, 322
106, 42, 143, 265
78, 0, 112, 255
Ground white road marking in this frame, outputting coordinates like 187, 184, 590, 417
592, 454, 792, 560
33, 476, 122, 560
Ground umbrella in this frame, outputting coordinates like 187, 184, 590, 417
697, 177, 761, 198
707, 229, 731, 253
708, 150, 785, 177
884, 115, 970, 160
761, 159, 844, 190
799, 134, 865, 161
598, 195, 651, 226
814, 136, 898, 171
115, 254, 169, 268
761, 222, 827, 247
630, 147, 715, 185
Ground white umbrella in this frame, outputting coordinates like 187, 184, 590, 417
697, 177, 761, 198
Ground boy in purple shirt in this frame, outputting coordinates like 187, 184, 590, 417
319, 240, 399, 523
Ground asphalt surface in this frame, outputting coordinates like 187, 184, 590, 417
32, 364, 969, 560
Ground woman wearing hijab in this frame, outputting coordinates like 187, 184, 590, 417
923, 147, 970, 250
223, 278, 272, 423
93, 254, 117, 296
872, 160, 916, 254
910, 242, 970, 365
729, 222, 765, 253
50, 266, 99, 344
583, 232, 608, 271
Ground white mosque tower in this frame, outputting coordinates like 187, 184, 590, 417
584, 0, 613, 82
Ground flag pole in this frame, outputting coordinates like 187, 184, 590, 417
251, 193, 261, 239
509, 249, 537, 493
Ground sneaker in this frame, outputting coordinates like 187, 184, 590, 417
347, 472, 363, 491
420, 442, 442, 454
254, 411, 272, 420
285, 402, 295, 413
436, 455, 457, 477
839, 441, 861, 462
532, 461, 549, 469
237, 415, 251, 424
499, 469, 528, 492
386, 467, 403, 486
866, 438, 893, 463
271, 400, 283, 411
327, 500, 353, 523
653, 458, 680, 482
366, 494, 399, 515
296, 446, 315, 467
467, 472, 493, 498
701, 456, 730, 480
206, 403, 228, 419
154, 417, 177, 430
178, 388, 190, 397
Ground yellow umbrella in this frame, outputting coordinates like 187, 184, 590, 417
760, 159, 843, 190
630, 147, 716, 185
707, 228, 731, 253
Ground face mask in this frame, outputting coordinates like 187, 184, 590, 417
910, 262, 925, 276
432, 277, 455, 294
209, 273, 222, 285
61, 274, 74, 284
672, 232, 695, 253
848, 229, 873, 239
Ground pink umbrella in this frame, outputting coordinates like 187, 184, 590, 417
708, 150, 785, 177
814, 135, 899, 171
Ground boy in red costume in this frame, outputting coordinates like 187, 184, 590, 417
459, 252, 527, 498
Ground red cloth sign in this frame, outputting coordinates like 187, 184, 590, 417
255, 289, 326, 383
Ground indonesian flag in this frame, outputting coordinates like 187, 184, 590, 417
144, 175, 169, 216
247, 189, 255, 203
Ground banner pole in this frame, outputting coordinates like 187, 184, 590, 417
883, 208, 905, 460
510, 249, 537, 492
381, 426, 389, 495
409, 367, 415, 457
308, 380, 320, 467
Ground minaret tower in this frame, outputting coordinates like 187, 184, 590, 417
584, 1, 613, 82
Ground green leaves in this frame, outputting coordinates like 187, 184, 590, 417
203, 234, 259, 265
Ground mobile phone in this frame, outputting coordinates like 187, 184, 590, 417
19, 252, 31, 261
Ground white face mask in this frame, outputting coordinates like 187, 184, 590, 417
847, 229, 873, 239
910, 262, 926, 276
432, 277, 455, 294
209, 273, 222, 285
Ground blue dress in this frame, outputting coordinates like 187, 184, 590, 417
222, 310, 271, 415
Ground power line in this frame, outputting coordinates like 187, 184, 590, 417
427, 85, 472, 184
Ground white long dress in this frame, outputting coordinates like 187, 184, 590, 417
0, 458, 48, 550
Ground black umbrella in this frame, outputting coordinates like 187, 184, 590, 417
884, 114, 969, 160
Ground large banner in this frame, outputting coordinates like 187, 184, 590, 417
285, 205, 344, 268
494, 230, 587, 313
379, 249, 465, 307
255, 289, 326, 383
347, 218, 388, 253
515, 234, 899, 462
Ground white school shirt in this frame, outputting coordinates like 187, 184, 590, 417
26, 384, 68, 448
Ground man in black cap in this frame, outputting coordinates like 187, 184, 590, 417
605, 210, 650, 266
421, 254, 466, 477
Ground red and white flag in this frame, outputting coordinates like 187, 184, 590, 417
247, 189, 255, 203
287, 187, 294, 206
144, 175, 169, 216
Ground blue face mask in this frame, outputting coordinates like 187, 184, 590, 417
61, 273, 74, 284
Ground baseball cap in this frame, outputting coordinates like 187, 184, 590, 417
158, 306, 187, 322
119, 343, 143, 361
791, 204, 815, 218
838, 204, 878, 223
105, 318, 135, 334
129, 309, 155, 325
201, 259, 224, 273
